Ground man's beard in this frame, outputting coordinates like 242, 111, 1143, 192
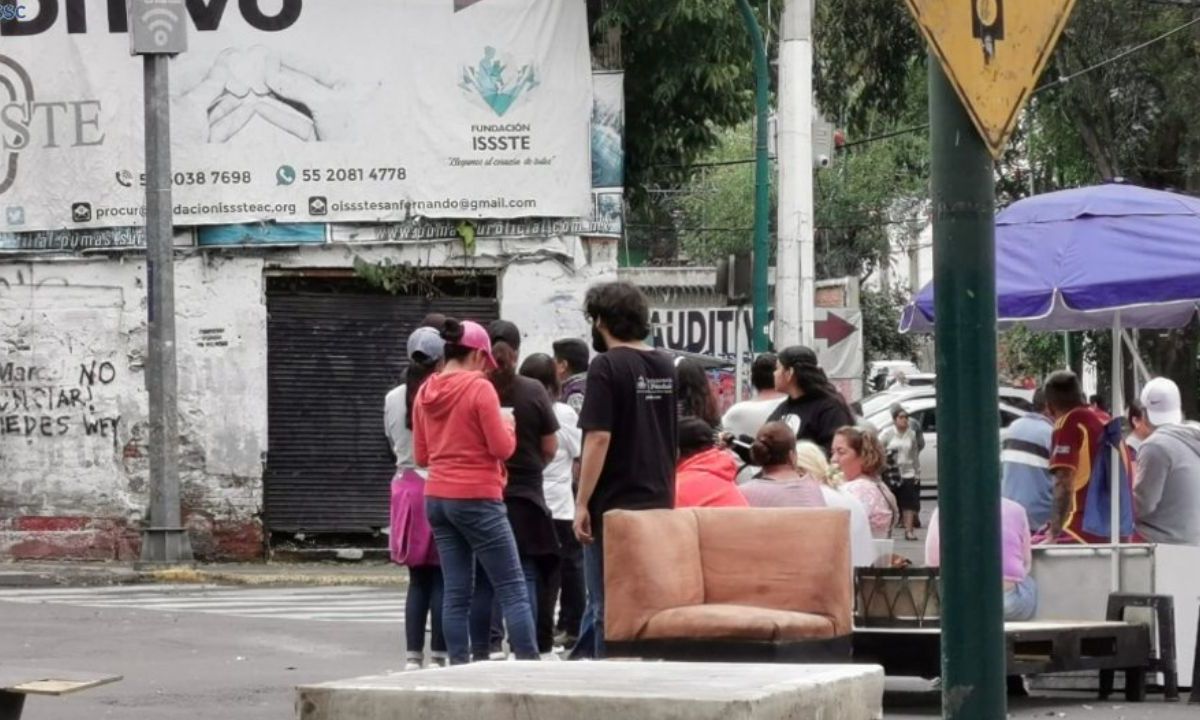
591, 327, 608, 353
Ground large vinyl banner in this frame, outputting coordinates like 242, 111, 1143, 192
0, 0, 592, 231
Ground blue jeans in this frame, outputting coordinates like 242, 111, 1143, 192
570, 540, 606, 659
425, 498, 539, 664
404, 565, 446, 661
470, 558, 538, 659
1003, 576, 1038, 621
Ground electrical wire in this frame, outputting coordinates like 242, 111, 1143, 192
647, 11, 1200, 170
1033, 14, 1200, 93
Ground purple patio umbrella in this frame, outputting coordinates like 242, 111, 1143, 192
901, 183, 1200, 333
901, 183, 1200, 558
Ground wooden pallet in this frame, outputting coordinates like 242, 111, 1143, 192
0, 668, 121, 720
853, 620, 1152, 700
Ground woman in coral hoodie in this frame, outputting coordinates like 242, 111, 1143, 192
413, 318, 539, 665
674, 417, 748, 508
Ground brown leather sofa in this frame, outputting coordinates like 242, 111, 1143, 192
604, 507, 853, 662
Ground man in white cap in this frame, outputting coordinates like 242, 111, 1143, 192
1132, 377, 1200, 545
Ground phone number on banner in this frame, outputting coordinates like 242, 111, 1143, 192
298, 168, 409, 183
120, 171, 254, 187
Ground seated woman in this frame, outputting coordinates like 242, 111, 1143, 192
926, 497, 1037, 621
832, 426, 898, 539
795, 441, 876, 568
675, 417, 748, 508
740, 422, 826, 508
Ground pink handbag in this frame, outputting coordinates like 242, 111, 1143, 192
390, 470, 439, 567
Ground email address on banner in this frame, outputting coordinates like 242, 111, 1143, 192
91, 202, 300, 220
320, 197, 539, 214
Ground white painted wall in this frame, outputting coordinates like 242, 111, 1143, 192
0, 235, 615, 557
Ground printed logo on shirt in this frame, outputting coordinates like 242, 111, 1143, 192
636, 375, 673, 401
782, 414, 802, 435
1053, 444, 1072, 457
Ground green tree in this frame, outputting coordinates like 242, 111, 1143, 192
597, 0, 774, 202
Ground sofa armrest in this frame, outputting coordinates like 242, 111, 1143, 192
603, 509, 704, 642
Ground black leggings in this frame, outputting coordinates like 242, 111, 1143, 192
405, 566, 446, 658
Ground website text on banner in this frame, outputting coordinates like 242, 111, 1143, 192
0, 0, 592, 231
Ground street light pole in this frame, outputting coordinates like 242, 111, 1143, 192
774, 0, 815, 349
131, 0, 192, 565
735, 0, 772, 353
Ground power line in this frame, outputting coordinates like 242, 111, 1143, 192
652, 12, 1200, 171
1033, 14, 1200, 93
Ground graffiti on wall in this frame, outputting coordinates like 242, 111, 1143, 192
0, 359, 121, 439
0, 268, 126, 454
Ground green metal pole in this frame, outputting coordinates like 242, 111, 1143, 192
928, 57, 1007, 719
736, 0, 771, 352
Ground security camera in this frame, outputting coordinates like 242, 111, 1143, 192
814, 154, 832, 169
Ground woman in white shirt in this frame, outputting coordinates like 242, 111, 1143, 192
519, 353, 584, 649
794, 441, 877, 568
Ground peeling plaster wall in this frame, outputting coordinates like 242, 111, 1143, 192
0, 236, 616, 560
0, 257, 268, 560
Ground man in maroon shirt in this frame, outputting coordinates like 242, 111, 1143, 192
1044, 371, 1111, 544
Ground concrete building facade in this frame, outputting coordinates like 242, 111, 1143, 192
0, 236, 617, 560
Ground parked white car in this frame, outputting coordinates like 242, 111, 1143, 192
865, 396, 1029, 496
867, 360, 921, 392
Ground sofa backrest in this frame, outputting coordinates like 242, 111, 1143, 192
696, 507, 852, 635
604, 507, 853, 641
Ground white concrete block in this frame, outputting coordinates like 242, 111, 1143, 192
296, 661, 885, 720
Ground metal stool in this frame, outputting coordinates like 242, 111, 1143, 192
1104, 593, 1179, 702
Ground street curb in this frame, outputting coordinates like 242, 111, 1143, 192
0, 568, 143, 588
143, 567, 407, 588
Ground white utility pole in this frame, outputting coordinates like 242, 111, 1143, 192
775, 0, 816, 349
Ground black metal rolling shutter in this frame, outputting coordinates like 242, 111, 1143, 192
264, 290, 498, 534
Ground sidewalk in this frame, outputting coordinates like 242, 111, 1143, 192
0, 560, 408, 588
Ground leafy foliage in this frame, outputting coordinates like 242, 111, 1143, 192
861, 286, 917, 366
1000, 326, 1066, 382
597, 0, 774, 203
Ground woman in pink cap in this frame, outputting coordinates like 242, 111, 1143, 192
413, 318, 539, 664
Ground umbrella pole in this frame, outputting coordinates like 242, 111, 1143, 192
1110, 313, 1123, 592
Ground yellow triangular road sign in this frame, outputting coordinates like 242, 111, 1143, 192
904, 0, 1077, 158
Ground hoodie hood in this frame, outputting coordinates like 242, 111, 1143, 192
1157, 422, 1200, 459
677, 447, 738, 484
417, 371, 487, 421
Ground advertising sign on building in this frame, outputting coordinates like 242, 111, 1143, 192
0, 0, 592, 231
651, 305, 865, 401
330, 69, 624, 245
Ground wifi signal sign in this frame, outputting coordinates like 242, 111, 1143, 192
129, 0, 188, 56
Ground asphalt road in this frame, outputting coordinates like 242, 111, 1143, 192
1, 587, 403, 720
1, 584, 1194, 719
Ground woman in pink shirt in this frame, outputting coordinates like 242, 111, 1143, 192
832, 426, 898, 539
740, 422, 827, 508
926, 497, 1037, 620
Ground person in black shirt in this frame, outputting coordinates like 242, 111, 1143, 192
572, 281, 677, 659
470, 320, 559, 659
767, 345, 854, 457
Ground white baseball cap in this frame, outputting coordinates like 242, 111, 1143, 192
1141, 377, 1183, 427
406, 326, 445, 362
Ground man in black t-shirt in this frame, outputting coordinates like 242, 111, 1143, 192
767, 345, 855, 457
572, 281, 677, 659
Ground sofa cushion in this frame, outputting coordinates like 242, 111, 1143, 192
694, 507, 852, 635
604, 509, 704, 642
640, 604, 838, 642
